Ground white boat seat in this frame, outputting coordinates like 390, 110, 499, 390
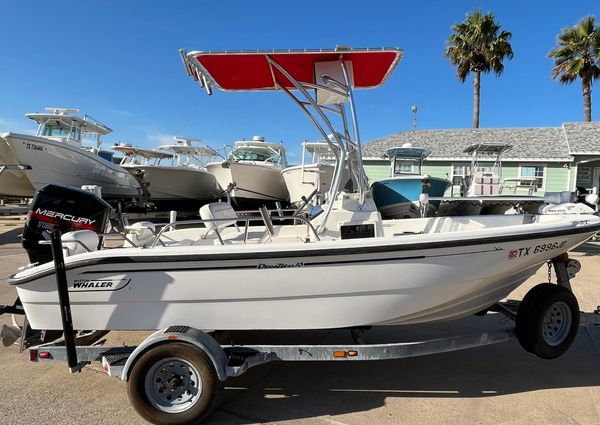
61, 230, 99, 257
200, 202, 240, 245
123, 221, 156, 247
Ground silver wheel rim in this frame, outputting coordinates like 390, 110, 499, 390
145, 357, 202, 413
542, 301, 572, 346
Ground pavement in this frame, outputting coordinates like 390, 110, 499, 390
1, 221, 600, 424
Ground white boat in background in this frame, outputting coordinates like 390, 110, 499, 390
0, 108, 141, 200
206, 136, 289, 208
372, 145, 451, 218
8, 47, 600, 334
282, 140, 338, 206
113, 137, 221, 208
437, 143, 544, 216
0, 138, 35, 197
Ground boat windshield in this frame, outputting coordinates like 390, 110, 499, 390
40, 123, 81, 142
393, 158, 421, 175
229, 145, 286, 165
173, 153, 209, 168
122, 154, 161, 166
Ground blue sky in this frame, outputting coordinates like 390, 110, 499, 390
0, 0, 598, 161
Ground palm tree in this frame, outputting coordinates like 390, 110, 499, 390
549, 16, 600, 122
444, 11, 514, 128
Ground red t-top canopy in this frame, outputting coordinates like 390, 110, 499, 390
186, 48, 403, 91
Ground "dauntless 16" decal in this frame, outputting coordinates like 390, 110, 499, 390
257, 262, 304, 269
508, 240, 567, 259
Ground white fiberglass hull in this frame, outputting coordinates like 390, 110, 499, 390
10, 214, 600, 331
207, 161, 289, 204
0, 138, 35, 197
123, 165, 221, 201
282, 163, 336, 206
1, 133, 141, 199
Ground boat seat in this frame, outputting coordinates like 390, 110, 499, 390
200, 202, 241, 245
61, 230, 99, 257
123, 221, 156, 247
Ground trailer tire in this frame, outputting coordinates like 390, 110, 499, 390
516, 283, 579, 359
127, 342, 220, 425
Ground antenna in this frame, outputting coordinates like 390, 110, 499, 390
411, 104, 418, 130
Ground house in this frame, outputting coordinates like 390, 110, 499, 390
362, 122, 600, 196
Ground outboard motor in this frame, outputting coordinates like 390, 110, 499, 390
22, 184, 112, 264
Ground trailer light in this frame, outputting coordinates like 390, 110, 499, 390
29, 349, 38, 362
333, 351, 347, 358
38, 352, 53, 359
348, 350, 358, 357
167, 335, 178, 340
555, 253, 569, 263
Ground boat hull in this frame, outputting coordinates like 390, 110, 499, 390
1, 133, 141, 199
123, 165, 221, 202
12, 215, 599, 331
207, 161, 289, 206
0, 138, 35, 197
372, 176, 451, 218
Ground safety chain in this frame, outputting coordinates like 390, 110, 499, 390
547, 261, 553, 284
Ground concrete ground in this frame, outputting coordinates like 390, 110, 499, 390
1, 220, 600, 425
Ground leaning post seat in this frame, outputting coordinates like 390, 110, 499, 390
199, 203, 239, 244
61, 230, 100, 257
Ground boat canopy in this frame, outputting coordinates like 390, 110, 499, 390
304, 141, 333, 155
181, 47, 402, 92
180, 46, 403, 225
385, 146, 430, 159
26, 108, 112, 136
463, 143, 512, 155
112, 144, 173, 159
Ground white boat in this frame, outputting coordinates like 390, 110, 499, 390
113, 138, 221, 207
438, 143, 544, 216
206, 136, 289, 208
281, 140, 338, 206
0, 108, 141, 200
7, 48, 600, 334
0, 138, 35, 197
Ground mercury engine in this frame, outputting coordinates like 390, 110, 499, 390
22, 184, 112, 264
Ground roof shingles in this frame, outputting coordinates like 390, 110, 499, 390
363, 125, 588, 162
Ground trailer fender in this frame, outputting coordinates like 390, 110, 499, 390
120, 326, 229, 382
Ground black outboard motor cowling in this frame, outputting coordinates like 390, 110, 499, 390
22, 184, 112, 264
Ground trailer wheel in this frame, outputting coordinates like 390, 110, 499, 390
516, 283, 579, 359
127, 342, 219, 425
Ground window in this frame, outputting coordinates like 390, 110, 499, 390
450, 163, 467, 185
519, 164, 545, 189
393, 158, 418, 174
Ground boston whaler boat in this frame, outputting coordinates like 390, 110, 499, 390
0, 108, 141, 200
3, 48, 600, 424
